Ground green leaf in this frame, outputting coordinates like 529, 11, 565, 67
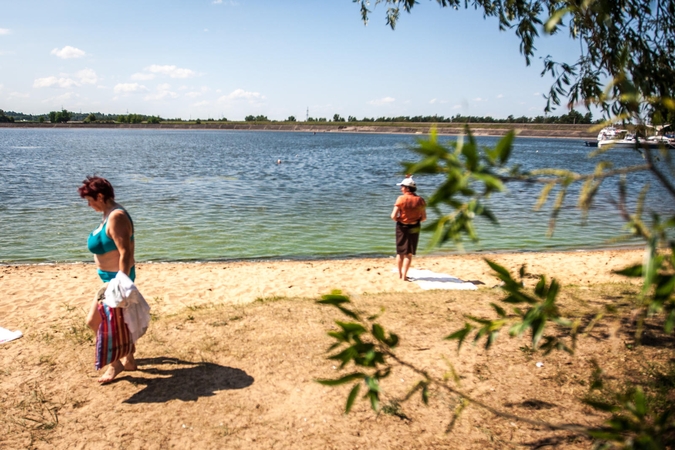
490, 130, 514, 164
544, 7, 571, 33
317, 291, 350, 305
329, 347, 358, 367
345, 383, 360, 414
445, 323, 474, 350
384, 332, 399, 348
486, 330, 499, 349
365, 376, 380, 392
316, 372, 366, 386
490, 302, 507, 317
372, 323, 386, 342
366, 307, 385, 321
633, 387, 646, 419
583, 399, 618, 413
613, 263, 643, 277
534, 276, 546, 298
422, 385, 429, 405
367, 390, 380, 412
336, 321, 367, 334
461, 139, 478, 171
546, 279, 560, 304
484, 259, 512, 281
327, 330, 347, 342
665, 309, 675, 334
531, 318, 546, 349
336, 305, 360, 320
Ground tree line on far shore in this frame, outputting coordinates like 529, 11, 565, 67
2, 108, 596, 125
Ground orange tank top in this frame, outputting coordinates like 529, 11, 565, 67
395, 193, 426, 224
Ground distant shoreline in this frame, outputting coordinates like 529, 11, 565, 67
0, 121, 598, 139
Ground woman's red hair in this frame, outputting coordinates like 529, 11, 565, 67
78, 176, 115, 202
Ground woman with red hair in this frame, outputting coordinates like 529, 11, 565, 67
78, 175, 137, 384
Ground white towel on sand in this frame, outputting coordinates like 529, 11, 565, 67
395, 268, 478, 290
0, 327, 23, 344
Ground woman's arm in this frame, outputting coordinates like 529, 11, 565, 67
107, 211, 134, 276
391, 205, 400, 221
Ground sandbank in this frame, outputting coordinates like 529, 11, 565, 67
0, 248, 644, 329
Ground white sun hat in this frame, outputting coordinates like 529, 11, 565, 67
396, 176, 416, 187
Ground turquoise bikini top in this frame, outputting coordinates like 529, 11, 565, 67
87, 208, 134, 255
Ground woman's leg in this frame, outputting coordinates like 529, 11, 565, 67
92, 269, 138, 382
86, 298, 101, 331
121, 344, 137, 371
402, 253, 413, 281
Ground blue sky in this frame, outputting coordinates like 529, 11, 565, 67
0, 1, 586, 121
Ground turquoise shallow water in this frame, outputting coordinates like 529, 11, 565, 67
0, 128, 669, 263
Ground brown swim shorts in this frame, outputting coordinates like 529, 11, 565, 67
396, 221, 421, 255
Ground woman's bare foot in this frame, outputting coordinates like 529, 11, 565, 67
98, 360, 124, 384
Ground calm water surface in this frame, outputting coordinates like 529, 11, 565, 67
0, 128, 670, 263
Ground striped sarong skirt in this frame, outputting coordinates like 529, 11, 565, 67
95, 303, 133, 370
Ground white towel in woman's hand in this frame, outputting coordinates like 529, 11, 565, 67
103, 271, 151, 343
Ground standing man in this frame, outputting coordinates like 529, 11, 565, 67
391, 176, 427, 281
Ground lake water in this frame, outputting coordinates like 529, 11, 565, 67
0, 127, 669, 263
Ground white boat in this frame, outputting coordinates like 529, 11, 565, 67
585, 126, 675, 149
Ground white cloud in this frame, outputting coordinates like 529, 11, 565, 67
76, 68, 98, 84
0, 28, 10, 35
429, 98, 437, 104
131, 72, 155, 81
50, 46, 86, 59
213, 0, 240, 4
32, 69, 97, 89
185, 86, 210, 98
219, 88, 266, 102
473, 97, 486, 102
146, 64, 197, 79
113, 83, 148, 94
368, 97, 395, 106
192, 100, 210, 107
44, 92, 77, 103
496, 94, 504, 99
533, 92, 541, 96
452, 104, 462, 109
0, 83, 3, 90
8, 91, 29, 99
33, 76, 79, 88
144, 83, 178, 101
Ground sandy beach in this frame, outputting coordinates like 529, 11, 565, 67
0, 249, 643, 328
4, 248, 672, 449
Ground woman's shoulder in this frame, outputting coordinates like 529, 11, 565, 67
108, 207, 132, 223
